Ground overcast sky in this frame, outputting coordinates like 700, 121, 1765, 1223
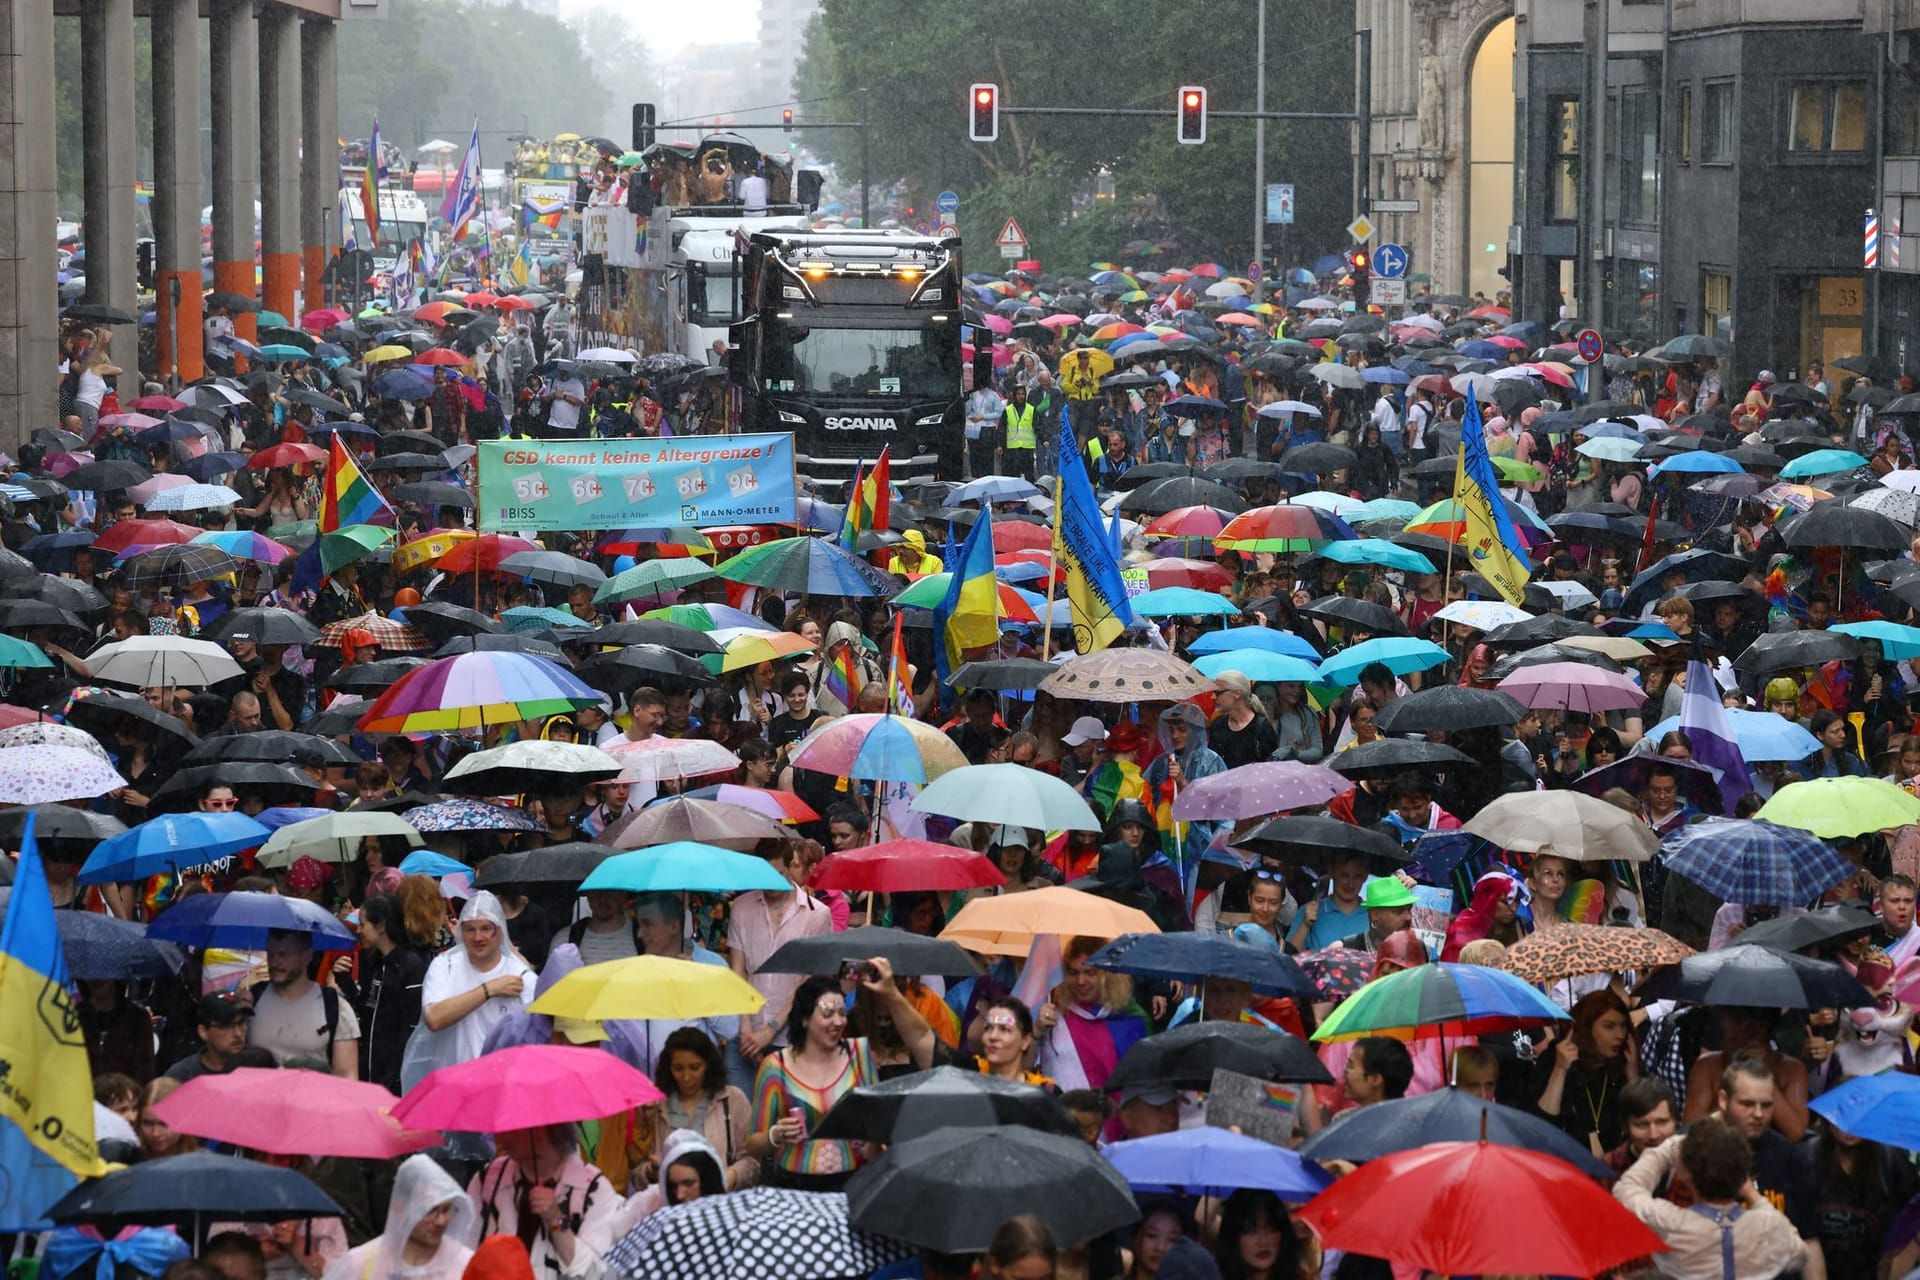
556, 0, 759, 56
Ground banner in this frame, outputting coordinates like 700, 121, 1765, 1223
476, 436, 796, 531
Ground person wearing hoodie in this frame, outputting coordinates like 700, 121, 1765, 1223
807, 619, 883, 719
323, 1154, 478, 1280
886, 528, 944, 577
607, 1127, 730, 1229
1142, 704, 1228, 869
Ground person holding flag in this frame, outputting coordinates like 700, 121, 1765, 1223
1454, 394, 1534, 606
1050, 416, 1133, 656
932, 508, 999, 694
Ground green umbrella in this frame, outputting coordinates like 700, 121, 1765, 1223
715, 535, 898, 597
256, 310, 290, 329
316, 525, 395, 576
254, 344, 312, 362
1757, 776, 1920, 839
594, 558, 718, 605
0, 633, 54, 669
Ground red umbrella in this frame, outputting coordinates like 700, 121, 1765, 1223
412, 348, 468, 367
1144, 506, 1234, 539
493, 296, 536, 313
1485, 334, 1527, 350
299, 307, 349, 332
1139, 558, 1233, 591
248, 442, 327, 470
1294, 1141, 1666, 1278
991, 521, 1051, 554
93, 518, 201, 555
152, 1067, 438, 1159
391, 1044, 663, 1133
434, 533, 541, 574
0, 705, 47, 731
813, 839, 1008, 892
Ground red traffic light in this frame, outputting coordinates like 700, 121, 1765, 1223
1177, 85, 1207, 145
1349, 250, 1368, 268
976, 88, 992, 105
1184, 91, 1201, 107
970, 83, 1000, 142
781, 107, 794, 131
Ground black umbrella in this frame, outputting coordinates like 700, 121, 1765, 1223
1573, 756, 1723, 813
205, 292, 260, 313
1107, 1021, 1332, 1090
204, 606, 324, 647
149, 763, 315, 812
46, 1151, 341, 1246
1779, 502, 1909, 553
0, 805, 125, 859
585, 620, 720, 656
434, 633, 569, 662
0, 599, 87, 637
388, 482, 473, 508
377, 429, 447, 455
1725, 444, 1787, 470
1734, 629, 1860, 676
1201, 458, 1289, 485
812, 1065, 1079, 1144
1621, 549, 1751, 615
1089, 932, 1318, 1001
1545, 511, 1639, 545
757, 925, 980, 977
1300, 595, 1408, 636
1374, 685, 1526, 734
63, 459, 153, 491
1677, 580, 1768, 613
1280, 443, 1358, 476
1735, 903, 1880, 954
399, 601, 500, 646
1109, 461, 1191, 492
63, 302, 138, 325
51, 905, 185, 979
499, 550, 607, 590
948, 657, 1057, 692
1407, 456, 1458, 479
1636, 943, 1873, 1008
576, 644, 717, 693
846, 1127, 1138, 1255
186, 731, 359, 769
474, 842, 618, 890
63, 693, 200, 744
364, 452, 447, 474
1483, 643, 1623, 683
1481, 614, 1603, 647
1239, 815, 1410, 873
1116, 476, 1248, 517
122, 545, 242, 592
1297, 1088, 1608, 1175
1325, 738, 1476, 780
323, 656, 432, 693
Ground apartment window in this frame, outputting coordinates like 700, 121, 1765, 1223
1702, 270, 1732, 338
1677, 85, 1693, 164
1788, 80, 1867, 153
1550, 98, 1581, 222
1620, 87, 1659, 224
1702, 81, 1735, 163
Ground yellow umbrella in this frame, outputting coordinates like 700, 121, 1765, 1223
529, 954, 766, 1021
719, 631, 815, 673
938, 886, 1161, 957
362, 344, 413, 364
1058, 347, 1115, 399
393, 529, 474, 575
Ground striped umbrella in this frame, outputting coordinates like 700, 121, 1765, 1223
715, 535, 899, 597
1312, 962, 1569, 1043
355, 651, 604, 733
192, 530, 294, 565
1214, 503, 1354, 553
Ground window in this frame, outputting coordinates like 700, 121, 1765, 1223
1702, 81, 1735, 163
1550, 98, 1581, 222
1702, 270, 1732, 338
1788, 80, 1868, 153
1677, 85, 1693, 164
1620, 87, 1660, 225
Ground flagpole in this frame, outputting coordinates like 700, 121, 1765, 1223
1042, 467, 1062, 664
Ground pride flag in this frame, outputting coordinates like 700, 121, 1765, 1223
933, 508, 998, 685
361, 117, 383, 244
822, 644, 862, 711
320, 434, 394, 533
840, 446, 892, 551
0, 814, 105, 1229
1453, 395, 1532, 605
1679, 632, 1752, 815
885, 611, 914, 717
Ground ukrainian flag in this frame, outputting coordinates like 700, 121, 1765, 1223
934, 508, 999, 679
0, 814, 105, 1229
1453, 395, 1533, 606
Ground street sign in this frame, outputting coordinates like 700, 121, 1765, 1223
1247, 260, 1263, 282
1346, 215, 1375, 244
936, 190, 960, 215
997, 215, 1028, 260
1265, 183, 1295, 225
936, 222, 959, 239
1575, 328, 1604, 364
1369, 278, 1407, 307
1371, 243, 1408, 280
1373, 199, 1420, 214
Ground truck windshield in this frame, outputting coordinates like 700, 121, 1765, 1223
764, 321, 958, 400
688, 270, 737, 328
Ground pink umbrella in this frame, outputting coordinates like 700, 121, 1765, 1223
45, 451, 94, 478
1038, 314, 1081, 329
129, 394, 187, 412
1484, 334, 1528, 349
961, 342, 1013, 370
976, 313, 1013, 335
300, 307, 349, 332
128, 473, 195, 505
98, 412, 163, 431
390, 1044, 664, 1133
152, 1068, 440, 1159
1495, 661, 1646, 715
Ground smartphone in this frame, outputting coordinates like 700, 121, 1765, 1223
838, 960, 880, 984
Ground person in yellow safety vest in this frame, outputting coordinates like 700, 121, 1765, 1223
887, 528, 945, 577
997, 384, 1037, 480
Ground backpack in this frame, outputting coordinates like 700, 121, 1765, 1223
250, 981, 341, 1054
568, 916, 643, 952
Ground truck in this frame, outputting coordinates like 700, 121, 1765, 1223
727, 227, 964, 496
336, 185, 430, 277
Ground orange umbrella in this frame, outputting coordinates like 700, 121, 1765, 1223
433, 533, 539, 574
938, 886, 1160, 956
411, 300, 458, 323
412, 348, 468, 367
1091, 322, 1146, 342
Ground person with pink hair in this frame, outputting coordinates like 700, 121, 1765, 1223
1442, 870, 1528, 960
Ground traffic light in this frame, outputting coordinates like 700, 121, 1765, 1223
781, 108, 794, 132
1177, 86, 1207, 144
1348, 248, 1370, 296
969, 83, 1000, 142
632, 102, 656, 151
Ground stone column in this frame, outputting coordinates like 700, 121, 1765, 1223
300, 18, 339, 311
258, 3, 301, 324
82, 0, 139, 400
210, 0, 259, 342
152, 0, 204, 385
0, 0, 59, 449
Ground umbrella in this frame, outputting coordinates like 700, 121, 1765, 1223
146, 890, 356, 950
1809, 1074, 1920, 1150
391, 1044, 664, 1132
77, 813, 272, 885
1501, 922, 1694, 986
315, 611, 431, 653
441, 740, 623, 794
604, 1187, 909, 1280
1764, 775, 1920, 838
1641, 708, 1821, 762
46, 1152, 342, 1243
529, 954, 766, 1021
1315, 637, 1452, 688
910, 761, 1102, 831
398, 601, 501, 646
62, 458, 152, 490
324, 656, 430, 694
1434, 600, 1532, 631
1659, 816, 1859, 903
846, 1126, 1138, 1254
1190, 650, 1321, 684
1461, 791, 1659, 861
85, 636, 244, 688
1636, 942, 1874, 1008
1089, 932, 1317, 1000
473, 842, 617, 891
1736, 902, 1880, 953
205, 606, 324, 647
0, 805, 124, 858
144, 484, 243, 514
1296, 1088, 1609, 1174
256, 811, 424, 867
811, 839, 1006, 892
1571, 754, 1724, 814
812, 1065, 1077, 1144
0, 744, 127, 803
1170, 761, 1351, 821
1238, 815, 1409, 872
1779, 501, 1909, 553
1037, 649, 1210, 703
787, 714, 968, 786
1215, 504, 1355, 553
603, 796, 792, 852
947, 657, 1058, 692
121, 544, 242, 591
1374, 685, 1525, 733
1106, 1128, 1330, 1201
1326, 738, 1475, 780
605, 736, 742, 783
594, 559, 720, 605
1735, 628, 1860, 675
499, 550, 606, 589
1313, 962, 1570, 1042
939, 886, 1160, 957
151, 1069, 437, 1159
1299, 595, 1409, 636
356, 651, 604, 733
757, 925, 981, 977
1293, 1141, 1666, 1278
678, 783, 818, 823
1494, 661, 1645, 715
0, 893, 183, 979
1106, 1021, 1331, 1090
581, 841, 792, 895
716, 535, 898, 597
1127, 585, 1241, 618
1189, 626, 1323, 661
404, 798, 539, 833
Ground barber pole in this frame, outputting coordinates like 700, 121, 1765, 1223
1867, 208, 1881, 269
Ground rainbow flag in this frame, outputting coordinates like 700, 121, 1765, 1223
933, 507, 999, 684
320, 434, 393, 533
361, 117, 382, 244
823, 643, 861, 711
840, 446, 891, 550
885, 612, 914, 717
0, 814, 106, 1229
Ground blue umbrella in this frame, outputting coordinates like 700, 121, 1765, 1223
398, 849, 471, 878
0, 888, 184, 979
792, 496, 845, 533
1780, 448, 1870, 479
181, 452, 249, 482
953, 475, 1042, 505
1105, 1127, 1331, 1201
1834, 619, 1920, 659
371, 369, 433, 401
581, 841, 792, 894
1189, 626, 1322, 661
1315, 636, 1452, 687
1313, 538, 1435, 574
1458, 339, 1504, 360
1128, 585, 1241, 618
77, 812, 271, 886
252, 806, 336, 832
1089, 932, 1317, 1001
1192, 650, 1321, 684
1361, 366, 1409, 385
1353, 498, 1421, 523
146, 890, 357, 950
45, 1150, 342, 1237
1650, 451, 1743, 476
1809, 1074, 1920, 1149
1643, 708, 1821, 761
1659, 818, 1857, 906
1578, 420, 1643, 440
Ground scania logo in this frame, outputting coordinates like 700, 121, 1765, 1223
823, 416, 897, 430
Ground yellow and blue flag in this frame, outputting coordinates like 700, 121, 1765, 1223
1453, 395, 1533, 606
0, 813, 105, 1229
1054, 417, 1134, 652
934, 507, 999, 684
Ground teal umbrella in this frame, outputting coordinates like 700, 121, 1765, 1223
1128, 585, 1241, 618
909, 761, 1103, 831
1315, 636, 1452, 687
1780, 448, 1869, 479
254, 344, 312, 362
1192, 650, 1321, 683
581, 841, 792, 894
1313, 538, 1435, 574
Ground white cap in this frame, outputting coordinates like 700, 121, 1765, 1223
1062, 715, 1108, 747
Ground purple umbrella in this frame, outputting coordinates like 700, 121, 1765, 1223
1170, 761, 1354, 822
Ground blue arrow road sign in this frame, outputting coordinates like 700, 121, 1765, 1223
935, 191, 960, 215
1372, 243, 1408, 280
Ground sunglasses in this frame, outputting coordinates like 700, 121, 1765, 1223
1253, 868, 1286, 883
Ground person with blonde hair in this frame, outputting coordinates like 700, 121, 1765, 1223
1036, 936, 1149, 1092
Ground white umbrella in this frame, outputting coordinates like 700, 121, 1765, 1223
1289, 491, 1367, 518
1451, 372, 1498, 402
1295, 296, 1342, 311
444, 740, 624, 790
576, 347, 638, 363
1882, 469, 1920, 494
1435, 600, 1532, 630
606, 736, 740, 783
1257, 400, 1324, 419
1534, 580, 1601, 610
144, 484, 243, 513
417, 139, 458, 154
259, 811, 424, 868
87, 637, 244, 688
0, 744, 127, 804
1395, 313, 1445, 331
1309, 364, 1364, 391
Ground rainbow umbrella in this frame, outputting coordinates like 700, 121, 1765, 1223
708, 630, 817, 674
641, 602, 777, 633
1405, 496, 1550, 543
1313, 962, 1569, 1042
789, 712, 969, 785
192, 530, 294, 565
715, 535, 898, 597
355, 651, 603, 733
1215, 504, 1354, 553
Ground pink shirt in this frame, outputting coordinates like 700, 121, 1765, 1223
727, 889, 833, 1044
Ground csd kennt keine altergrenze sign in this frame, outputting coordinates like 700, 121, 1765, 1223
476, 435, 797, 531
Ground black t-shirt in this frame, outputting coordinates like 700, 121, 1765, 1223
1751, 1128, 1803, 1221
1208, 714, 1278, 770
768, 709, 826, 750
1789, 1138, 1918, 1277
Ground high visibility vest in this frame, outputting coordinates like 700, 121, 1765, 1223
1004, 402, 1036, 450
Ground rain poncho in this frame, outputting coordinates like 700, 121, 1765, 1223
323, 1154, 477, 1280
469, 1141, 623, 1280
403, 891, 536, 1090
808, 620, 882, 717
1141, 704, 1228, 875
604, 1128, 728, 1230
481, 944, 653, 1071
